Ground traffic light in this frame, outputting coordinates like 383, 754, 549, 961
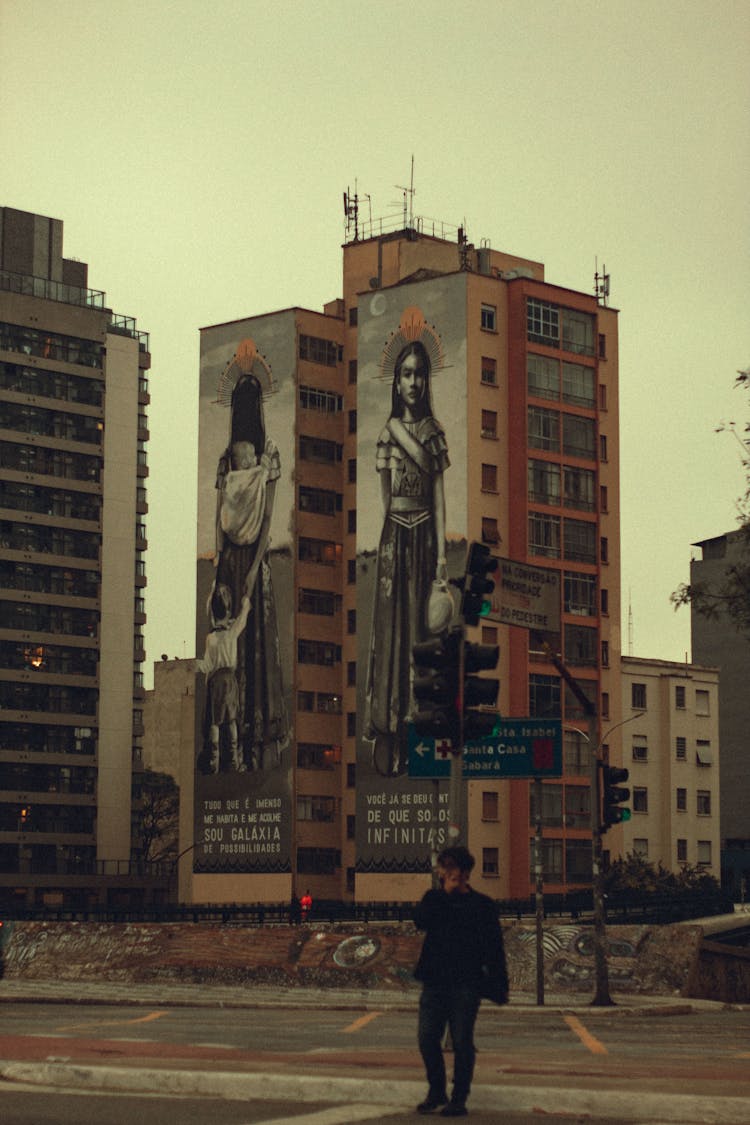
601, 765, 631, 831
463, 641, 500, 741
412, 626, 462, 746
460, 542, 498, 627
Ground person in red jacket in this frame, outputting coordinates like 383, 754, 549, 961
413, 846, 509, 1117
299, 890, 312, 922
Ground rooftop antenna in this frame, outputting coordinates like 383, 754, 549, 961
627, 589, 634, 656
594, 257, 610, 306
394, 155, 416, 229
343, 183, 359, 241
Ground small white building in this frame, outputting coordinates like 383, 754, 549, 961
617, 657, 721, 875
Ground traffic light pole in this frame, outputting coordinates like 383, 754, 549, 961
446, 633, 466, 848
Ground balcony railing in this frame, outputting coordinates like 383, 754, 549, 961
0, 268, 106, 309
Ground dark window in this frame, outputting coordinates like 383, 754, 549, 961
299, 334, 339, 366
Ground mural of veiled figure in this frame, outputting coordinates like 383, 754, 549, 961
198, 340, 290, 775
363, 310, 451, 778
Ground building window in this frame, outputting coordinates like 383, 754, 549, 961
299, 434, 342, 464
601, 588, 609, 615
297, 743, 341, 769
348, 457, 357, 483
347, 509, 356, 534
348, 306, 358, 326
564, 729, 591, 775
563, 518, 597, 563
695, 689, 710, 715
529, 674, 560, 719
561, 309, 595, 356
527, 298, 560, 348
599, 485, 608, 512
564, 624, 597, 666
298, 639, 341, 666
601, 640, 609, 667
297, 795, 336, 822
529, 512, 560, 558
696, 740, 713, 766
316, 692, 342, 714
528, 406, 560, 452
632, 787, 648, 813
347, 609, 356, 634
599, 434, 608, 462
632, 736, 648, 762
299, 486, 342, 516
677, 838, 688, 863
346, 814, 356, 839
565, 786, 591, 829
633, 838, 649, 858
299, 334, 339, 366
346, 712, 356, 737
481, 356, 497, 385
675, 685, 686, 709
697, 790, 711, 816
481, 517, 500, 544
599, 383, 608, 409
562, 362, 595, 407
348, 409, 357, 434
675, 736, 687, 760
631, 683, 647, 710
481, 625, 498, 644
481, 463, 498, 492
299, 385, 342, 412
602, 694, 610, 719
298, 537, 341, 566
347, 660, 356, 686
482, 791, 499, 821
600, 536, 609, 564
482, 847, 499, 876
527, 353, 559, 400
530, 838, 563, 882
697, 840, 712, 866
298, 588, 340, 616
346, 762, 356, 788
562, 415, 595, 460
348, 359, 358, 384
347, 558, 356, 584
481, 304, 496, 331
481, 409, 497, 439
563, 466, 596, 511
676, 787, 687, 812
297, 847, 340, 874
528, 459, 561, 506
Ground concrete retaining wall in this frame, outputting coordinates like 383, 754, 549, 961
0, 919, 706, 996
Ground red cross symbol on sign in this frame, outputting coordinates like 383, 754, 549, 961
435, 739, 453, 760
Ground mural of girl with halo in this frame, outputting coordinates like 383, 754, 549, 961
200, 339, 289, 773
363, 307, 452, 777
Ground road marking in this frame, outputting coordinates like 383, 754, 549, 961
342, 1011, 383, 1033
564, 1013, 608, 1055
247, 1104, 403, 1124
54, 1010, 168, 1033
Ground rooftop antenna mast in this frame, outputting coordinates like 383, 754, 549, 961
594, 257, 610, 306
343, 182, 359, 241
628, 589, 634, 656
395, 155, 415, 229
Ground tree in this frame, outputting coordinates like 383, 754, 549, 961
671, 367, 750, 632
133, 769, 179, 865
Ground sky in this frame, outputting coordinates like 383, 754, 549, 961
2, 0, 749, 686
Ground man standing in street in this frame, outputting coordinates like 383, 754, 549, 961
413, 845, 509, 1117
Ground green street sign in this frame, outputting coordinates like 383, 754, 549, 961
407, 720, 562, 780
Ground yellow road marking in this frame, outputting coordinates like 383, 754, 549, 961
55, 1010, 168, 1033
564, 1013, 608, 1055
342, 1011, 383, 1033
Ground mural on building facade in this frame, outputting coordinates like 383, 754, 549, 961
194, 327, 295, 874
356, 283, 468, 873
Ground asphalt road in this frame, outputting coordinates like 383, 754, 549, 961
1, 998, 749, 1122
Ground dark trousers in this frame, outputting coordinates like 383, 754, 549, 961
418, 983, 481, 1103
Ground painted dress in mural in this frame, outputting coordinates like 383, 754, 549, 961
364, 337, 450, 778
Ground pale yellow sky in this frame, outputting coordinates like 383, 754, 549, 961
2, 0, 749, 683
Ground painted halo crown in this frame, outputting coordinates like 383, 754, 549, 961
216, 338, 275, 405
378, 305, 445, 379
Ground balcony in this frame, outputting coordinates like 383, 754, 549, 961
0, 268, 106, 309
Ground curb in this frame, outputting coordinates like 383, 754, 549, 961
1, 1060, 749, 1124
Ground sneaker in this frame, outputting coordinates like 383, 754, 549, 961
417, 1092, 448, 1114
441, 1102, 468, 1117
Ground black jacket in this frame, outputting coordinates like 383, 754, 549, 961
413, 887, 509, 1004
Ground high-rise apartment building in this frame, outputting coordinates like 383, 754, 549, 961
0, 207, 161, 910
184, 209, 621, 906
690, 530, 750, 896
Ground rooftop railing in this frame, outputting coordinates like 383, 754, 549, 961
0, 268, 106, 309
